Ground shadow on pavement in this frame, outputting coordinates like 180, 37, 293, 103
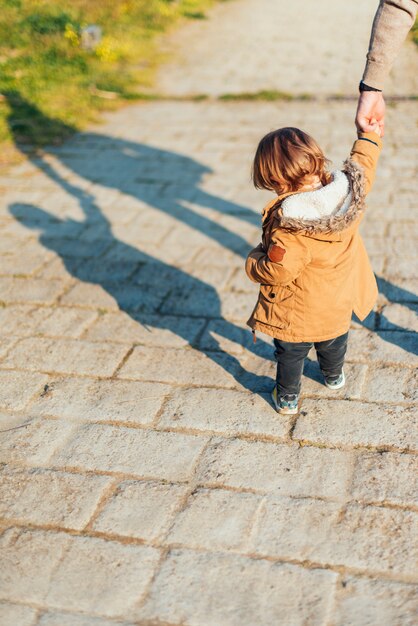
6, 93, 417, 401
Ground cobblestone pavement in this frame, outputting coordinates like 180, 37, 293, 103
1, 0, 417, 625
157, 0, 418, 97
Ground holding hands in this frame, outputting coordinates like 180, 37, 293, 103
355, 90, 385, 137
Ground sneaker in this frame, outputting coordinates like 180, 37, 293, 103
323, 369, 345, 390
271, 386, 299, 415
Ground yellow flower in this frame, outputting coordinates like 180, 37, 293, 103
64, 24, 80, 47
95, 37, 118, 63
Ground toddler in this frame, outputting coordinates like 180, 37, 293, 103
245, 126, 382, 414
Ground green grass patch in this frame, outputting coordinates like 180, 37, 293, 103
0, 0, 228, 156
412, 17, 418, 46
218, 90, 311, 102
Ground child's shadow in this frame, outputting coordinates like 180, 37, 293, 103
10, 199, 273, 394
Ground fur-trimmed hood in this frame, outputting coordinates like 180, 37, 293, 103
269, 158, 366, 235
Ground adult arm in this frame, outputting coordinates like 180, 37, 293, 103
356, 0, 418, 134
362, 0, 418, 91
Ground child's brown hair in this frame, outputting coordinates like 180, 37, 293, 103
252, 127, 332, 195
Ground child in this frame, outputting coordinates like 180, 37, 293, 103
245, 126, 382, 414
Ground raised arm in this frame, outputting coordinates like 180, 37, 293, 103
362, 0, 418, 91
349, 131, 383, 196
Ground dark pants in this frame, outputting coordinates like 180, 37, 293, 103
273, 332, 349, 395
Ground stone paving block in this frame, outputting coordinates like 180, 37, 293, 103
31, 377, 170, 425
52, 423, 208, 481
37, 256, 81, 280
42, 237, 111, 260
35, 307, 98, 338
0, 277, 66, 306
385, 256, 418, 280
331, 576, 418, 626
252, 498, 418, 578
361, 364, 413, 403
196, 437, 354, 499
185, 263, 236, 292
0, 466, 111, 530
0, 304, 52, 337
0, 336, 18, 360
0, 242, 52, 276
301, 362, 367, 400
198, 319, 251, 354
404, 369, 418, 402
158, 386, 290, 437
0, 602, 37, 626
193, 247, 244, 269
118, 345, 242, 388
0, 370, 48, 411
166, 487, 260, 550
139, 549, 337, 626
391, 238, 417, 257
85, 310, 206, 348
93, 479, 188, 541
45, 535, 160, 618
234, 351, 276, 394
59, 283, 121, 310
294, 400, 417, 451
221, 290, 258, 323
0, 414, 77, 466
0, 528, 70, 605
368, 254, 385, 275
70, 259, 138, 283
37, 613, 137, 626
73, 282, 165, 314
351, 451, 418, 508
376, 278, 418, 303
160, 285, 223, 318
346, 330, 418, 367
379, 303, 418, 332
389, 221, 418, 238
1, 337, 129, 377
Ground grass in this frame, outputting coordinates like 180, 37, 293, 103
218, 90, 311, 102
0, 0, 229, 158
412, 17, 418, 46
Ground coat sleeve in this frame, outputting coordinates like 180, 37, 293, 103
245, 228, 311, 286
349, 131, 383, 196
362, 0, 418, 90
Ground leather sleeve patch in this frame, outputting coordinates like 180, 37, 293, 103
268, 244, 286, 263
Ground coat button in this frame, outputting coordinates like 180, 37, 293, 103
270, 292, 276, 298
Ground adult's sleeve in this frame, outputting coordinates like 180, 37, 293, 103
362, 0, 418, 90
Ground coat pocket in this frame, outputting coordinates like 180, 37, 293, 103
252, 284, 294, 329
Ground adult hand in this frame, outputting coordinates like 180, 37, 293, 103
355, 91, 386, 137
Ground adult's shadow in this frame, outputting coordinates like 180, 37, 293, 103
10, 201, 273, 394
373, 276, 418, 356
5, 91, 259, 259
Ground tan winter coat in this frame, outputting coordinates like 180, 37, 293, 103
245, 132, 382, 343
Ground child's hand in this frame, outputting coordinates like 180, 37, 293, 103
369, 118, 382, 137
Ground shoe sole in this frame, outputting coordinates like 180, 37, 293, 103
271, 390, 299, 415
324, 371, 346, 390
